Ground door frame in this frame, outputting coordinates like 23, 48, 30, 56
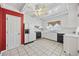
0, 7, 24, 51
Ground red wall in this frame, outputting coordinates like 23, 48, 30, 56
0, 13, 2, 52
0, 7, 24, 51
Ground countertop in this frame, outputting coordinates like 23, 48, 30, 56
64, 33, 79, 37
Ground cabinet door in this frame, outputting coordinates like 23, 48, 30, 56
29, 30, 36, 42
64, 35, 77, 56
48, 33, 57, 41
25, 34, 29, 43
29, 26, 36, 42
52, 33, 57, 41
77, 37, 79, 54
64, 36, 70, 54
69, 36, 77, 55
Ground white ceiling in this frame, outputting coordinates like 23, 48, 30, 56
2, 3, 78, 19
1, 3, 67, 13
4, 3, 25, 11
1, 3, 78, 13
21, 3, 67, 16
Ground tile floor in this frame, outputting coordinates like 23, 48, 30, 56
2, 39, 65, 56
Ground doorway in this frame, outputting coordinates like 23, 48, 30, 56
6, 14, 21, 50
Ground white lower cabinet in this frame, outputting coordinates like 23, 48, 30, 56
29, 31, 36, 42
77, 38, 79, 55
44, 32, 57, 41
24, 27, 36, 43
25, 32, 36, 43
25, 34, 29, 43
64, 34, 79, 56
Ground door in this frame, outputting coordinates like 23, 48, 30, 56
6, 14, 21, 50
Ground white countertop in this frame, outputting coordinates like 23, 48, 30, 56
64, 33, 79, 37
57, 32, 65, 34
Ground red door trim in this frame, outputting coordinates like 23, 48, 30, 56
0, 7, 24, 51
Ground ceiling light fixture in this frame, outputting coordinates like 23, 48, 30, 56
27, 4, 48, 16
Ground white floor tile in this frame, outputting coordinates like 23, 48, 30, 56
2, 38, 63, 56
